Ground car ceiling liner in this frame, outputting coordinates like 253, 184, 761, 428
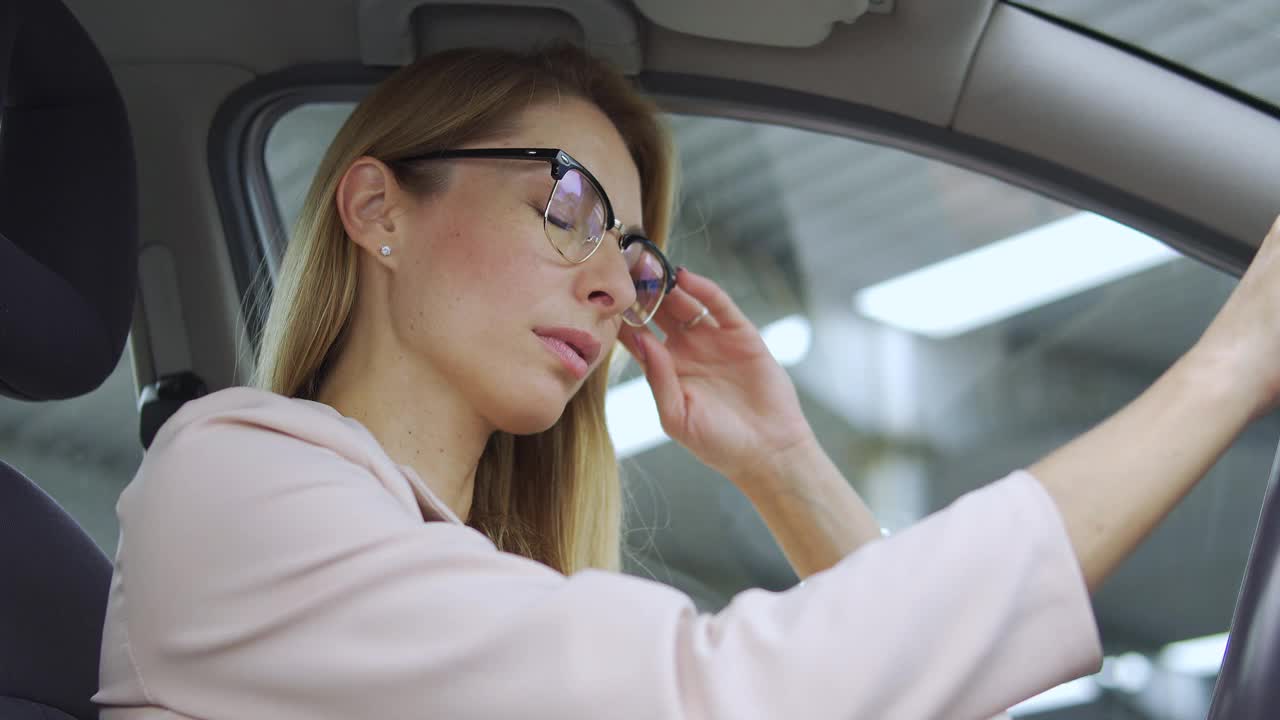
356, 0, 894, 73
631, 0, 892, 46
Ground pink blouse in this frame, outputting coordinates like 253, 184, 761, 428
95, 387, 1101, 719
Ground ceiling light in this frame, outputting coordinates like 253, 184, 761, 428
607, 373, 667, 459
608, 314, 812, 459
759, 313, 813, 366
853, 212, 1178, 338
1008, 638, 1220, 717
1098, 652, 1153, 693
1159, 632, 1229, 676
1008, 677, 1101, 716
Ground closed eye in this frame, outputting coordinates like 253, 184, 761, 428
547, 213, 576, 232
530, 203, 574, 232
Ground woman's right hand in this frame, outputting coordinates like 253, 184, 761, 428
1190, 214, 1280, 421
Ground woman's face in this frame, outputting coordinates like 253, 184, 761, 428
384, 97, 644, 435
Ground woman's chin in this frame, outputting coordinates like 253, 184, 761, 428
482, 371, 578, 435
494, 398, 569, 436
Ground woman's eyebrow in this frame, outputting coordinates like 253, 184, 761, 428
521, 166, 556, 190
514, 161, 549, 176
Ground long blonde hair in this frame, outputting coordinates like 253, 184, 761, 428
253, 45, 675, 574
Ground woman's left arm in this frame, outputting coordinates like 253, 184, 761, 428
619, 268, 881, 579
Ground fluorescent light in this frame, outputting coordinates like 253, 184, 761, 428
607, 372, 668, 458
1003, 637, 1223, 717
608, 313, 812, 459
853, 212, 1178, 338
1008, 677, 1101, 716
1159, 632, 1229, 675
760, 314, 813, 367
1098, 652, 1152, 693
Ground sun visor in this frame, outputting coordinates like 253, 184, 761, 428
357, 0, 642, 73
632, 0, 887, 47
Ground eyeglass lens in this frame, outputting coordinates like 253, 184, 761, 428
622, 241, 667, 325
545, 169, 607, 262
545, 169, 669, 325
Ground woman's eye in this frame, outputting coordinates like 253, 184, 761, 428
547, 214, 576, 232
531, 204, 576, 232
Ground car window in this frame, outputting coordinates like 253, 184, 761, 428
259, 102, 1270, 717
1020, 0, 1280, 111
0, 345, 142, 556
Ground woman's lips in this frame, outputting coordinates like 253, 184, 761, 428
537, 334, 589, 380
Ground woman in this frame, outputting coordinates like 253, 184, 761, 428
95, 43, 1280, 719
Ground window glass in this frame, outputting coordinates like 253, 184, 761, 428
265, 102, 357, 239
262, 102, 1269, 717
1, 346, 142, 555
1022, 0, 1280, 111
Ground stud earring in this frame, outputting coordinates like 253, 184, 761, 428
380, 245, 392, 257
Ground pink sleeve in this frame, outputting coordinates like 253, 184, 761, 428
99, 416, 1100, 720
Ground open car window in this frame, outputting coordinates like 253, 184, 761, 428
259, 101, 1271, 717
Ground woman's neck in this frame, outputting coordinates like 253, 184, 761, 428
314, 330, 491, 524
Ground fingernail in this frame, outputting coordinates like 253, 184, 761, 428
676, 266, 687, 275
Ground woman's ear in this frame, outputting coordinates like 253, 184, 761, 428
336, 157, 399, 258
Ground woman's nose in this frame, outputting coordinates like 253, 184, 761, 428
581, 241, 637, 315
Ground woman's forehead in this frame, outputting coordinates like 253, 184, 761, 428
512, 99, 644, 222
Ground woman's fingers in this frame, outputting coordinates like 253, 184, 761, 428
617, 326, 685, 428
671, 268, 751, 331
652, 284, 720, 337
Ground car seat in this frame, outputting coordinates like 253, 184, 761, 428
0, 0, 138, 717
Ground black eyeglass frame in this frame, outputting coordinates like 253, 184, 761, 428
397, 147, 678, 325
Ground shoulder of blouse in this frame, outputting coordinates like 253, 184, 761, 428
141, 385, 464, 525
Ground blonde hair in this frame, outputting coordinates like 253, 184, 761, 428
253, 45, 676, 574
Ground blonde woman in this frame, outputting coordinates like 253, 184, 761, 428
96, 44, 1280, 719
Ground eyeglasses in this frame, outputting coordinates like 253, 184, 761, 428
398, 147, 677, 327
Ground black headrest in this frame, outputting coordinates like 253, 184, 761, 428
0, 0, 138, 401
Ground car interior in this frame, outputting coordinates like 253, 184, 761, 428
4, 0, 1280, 718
